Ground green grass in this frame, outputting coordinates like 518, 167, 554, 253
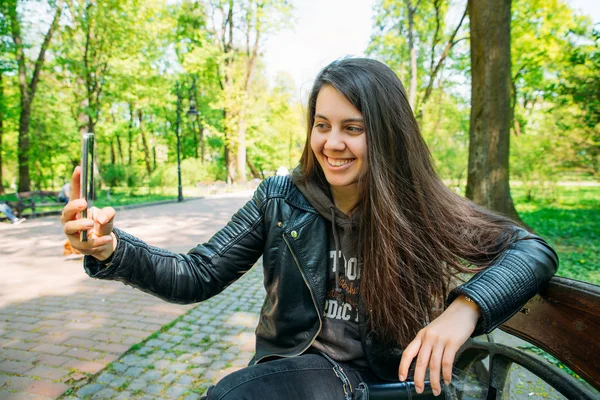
512, 184, 600, 285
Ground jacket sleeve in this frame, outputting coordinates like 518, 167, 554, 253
82, 180, 270, 304
445, 227, 559, 336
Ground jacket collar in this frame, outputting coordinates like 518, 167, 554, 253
284, 184, 318, 214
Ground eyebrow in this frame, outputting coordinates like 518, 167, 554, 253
314, 114, 364, 124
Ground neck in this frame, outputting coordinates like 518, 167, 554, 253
330, 184, 360, 215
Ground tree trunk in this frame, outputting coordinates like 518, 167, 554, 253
236, 109, 247, 182
9, 0, 63, 192
222, 109, 236, 184
128, 104, 134, 166
247, 157, 261, 179
110, 139, 116, 165
17, 90, 32, 192
466, 0, 522, 223
199, 122, 205, 163
116, 134, 124, 164
406, 0, 417, 111
0, 73, 4, 194
138, 109, 152, 176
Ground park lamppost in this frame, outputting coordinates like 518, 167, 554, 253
187, 102, 199, 159
175, 80, 202, 202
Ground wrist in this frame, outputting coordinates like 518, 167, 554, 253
96, 232, 117, 261
452, 294, 482, 321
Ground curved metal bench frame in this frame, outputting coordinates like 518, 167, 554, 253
368, 276, 600, 399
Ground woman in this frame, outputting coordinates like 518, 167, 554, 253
61, 58, 558, 399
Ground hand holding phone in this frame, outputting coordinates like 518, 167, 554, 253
60, 133, 116, 261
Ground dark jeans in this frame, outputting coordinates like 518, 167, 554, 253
201, 353, 381, 400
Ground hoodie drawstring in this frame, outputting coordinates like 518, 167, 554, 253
330, 207, 343, 304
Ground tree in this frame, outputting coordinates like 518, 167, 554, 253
0, 0, 64, 192
465, 0, 521, 222
206, 0, 291, 183
367, 0, 468, 124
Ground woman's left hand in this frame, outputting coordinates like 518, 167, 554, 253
397, 295, 481, 397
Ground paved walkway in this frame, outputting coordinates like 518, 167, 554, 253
64, 264, 264, 400
0, 193, 255, 399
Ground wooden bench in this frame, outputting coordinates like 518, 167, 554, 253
368, 276, 600, 399
8, 190, 64, 218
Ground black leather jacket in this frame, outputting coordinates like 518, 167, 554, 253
84, 175, 559, 381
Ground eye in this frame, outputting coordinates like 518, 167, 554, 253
314, 122, 329, 130
346, 125, 364, 134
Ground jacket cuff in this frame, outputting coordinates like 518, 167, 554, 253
83, 228, 125, 279
445, 236, 558, 337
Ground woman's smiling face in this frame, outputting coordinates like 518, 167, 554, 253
310, 85, 367, 194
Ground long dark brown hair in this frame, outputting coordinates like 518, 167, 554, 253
300, 58, 520, 346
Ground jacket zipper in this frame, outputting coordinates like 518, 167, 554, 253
255, 234, 323, 363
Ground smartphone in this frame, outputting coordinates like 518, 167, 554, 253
80, 133, 94, 242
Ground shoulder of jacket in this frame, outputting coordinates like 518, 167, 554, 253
254, 175, 295, 205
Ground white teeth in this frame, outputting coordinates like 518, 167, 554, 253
327, 157, 354, 167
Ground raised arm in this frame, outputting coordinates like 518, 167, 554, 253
62, 170, 270, 305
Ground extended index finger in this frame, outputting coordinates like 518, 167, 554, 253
71, 166, 81, 201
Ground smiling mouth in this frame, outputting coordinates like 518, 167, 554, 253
325, 156, 356, 167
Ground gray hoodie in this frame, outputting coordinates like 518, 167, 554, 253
292, 169, 367, 366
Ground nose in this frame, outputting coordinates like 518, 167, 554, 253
323, 128, 346, 152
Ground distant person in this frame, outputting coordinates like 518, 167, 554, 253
58, 182, 71, 204
276, 166, 289, 176
0, 202, 25, 225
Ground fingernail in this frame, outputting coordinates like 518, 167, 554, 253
444, 379, 450, 385
399, 375, 405, 382
416, 386, 423, 394
433, 389, 440, 396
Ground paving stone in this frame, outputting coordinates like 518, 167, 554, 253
190, 355, 211, 365
108, 376, 130, 389
158, 372, 178, 384
153, 360, 171, 370
62, 359, 105, 374
145, 383, 165, 396
24, 379, 70, 398
111, 362, 128, 373
96, 372, 116, 384
159, 342, 175, 350
220, 353, 236, 361
121, 354, 143, 365
200, 326, 217, 334
77, 383, 105, 397
114, 391, 133, 399
126, 378, 148, 391
145, 339, 164, 347
168, 362, 189, 373
177, 354, 194, 362
203, 348, 222, 357
176, 374, 196, 386
123, 366, 144, 378
166, 384, 188, 398
141, 369, 163, 381
24, 365, 70, 380
183, 393, 202, 400
136, 357, 155, 368
92, 387, 118, 399
209, 361, 229, 370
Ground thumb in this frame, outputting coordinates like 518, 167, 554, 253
97, 206, 116, 236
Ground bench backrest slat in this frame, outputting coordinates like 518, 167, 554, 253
500, 276, 600, 389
